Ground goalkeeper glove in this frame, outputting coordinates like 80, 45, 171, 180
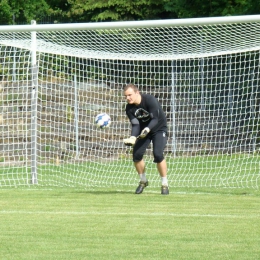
123, 136, 137, 146
138, 127, 150, 139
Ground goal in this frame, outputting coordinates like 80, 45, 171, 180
0, 16, 259, 189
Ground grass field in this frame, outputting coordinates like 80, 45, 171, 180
0, 187, 259, 260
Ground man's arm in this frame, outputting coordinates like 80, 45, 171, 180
146, 96, 161, 131
146, 110, 159, 130
124, 111, 140, 146
130, 118, 140, 137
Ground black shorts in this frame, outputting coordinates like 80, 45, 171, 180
133, 130, 168, 163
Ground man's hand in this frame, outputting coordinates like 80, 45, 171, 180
138, 127, 150, 139
123, 136, 137, 146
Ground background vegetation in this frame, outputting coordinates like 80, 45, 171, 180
0, 0, 260, 25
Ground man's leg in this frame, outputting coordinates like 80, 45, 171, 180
152, 131, 169, 195
157, 159, 169, 194
135, 159, 148, 182
157, 159, 167, 178
134, 159, 145, 174
133, 138, 150, 194
134, 160, 148, 194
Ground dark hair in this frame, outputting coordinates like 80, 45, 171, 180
123, 83, 139, 92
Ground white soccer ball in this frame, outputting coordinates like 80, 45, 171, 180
95, 113, 111, 129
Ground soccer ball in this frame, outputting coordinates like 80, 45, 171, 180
95, 113, 111, 129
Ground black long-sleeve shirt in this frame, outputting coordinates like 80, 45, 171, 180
125, 94, 167, 137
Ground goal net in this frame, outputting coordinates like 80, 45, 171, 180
0, 16, 259, 189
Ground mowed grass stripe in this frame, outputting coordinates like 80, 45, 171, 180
0, 210, 259, 219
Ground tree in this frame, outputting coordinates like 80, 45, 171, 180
2, 0, 260, 25
166, 0, 259, 18
0, 0, 13, 24
66, 0, 173, 22
0, 0, 50, 25
46, 0, 260, 24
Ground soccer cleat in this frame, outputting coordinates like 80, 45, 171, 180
161, 185, 169, 195
135, 181, 148, 194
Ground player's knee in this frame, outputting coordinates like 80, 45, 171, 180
153, 153, 164, 163
133, 151, 144, 162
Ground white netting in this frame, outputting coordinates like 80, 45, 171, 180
0, 17, 259, 189
1, 21, 260, 60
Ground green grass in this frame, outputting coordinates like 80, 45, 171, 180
0, 187, 259, 260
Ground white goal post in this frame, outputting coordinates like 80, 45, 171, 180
0, 15, 259, 189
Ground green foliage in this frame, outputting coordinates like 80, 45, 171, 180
166, 0, 259, 18
0, 0, 51, 25
1, 0, 260, 24
66, 105, 73, 122
45, 0, 260, 23
38, 53, 71, 80
0, 47, 30, 81
65, 0, 173, 21
0, 0, 12, 24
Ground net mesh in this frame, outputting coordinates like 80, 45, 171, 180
0, 18, 259, 189
1, 22, 260, 59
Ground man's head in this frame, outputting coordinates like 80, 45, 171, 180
124, 84, 141, 105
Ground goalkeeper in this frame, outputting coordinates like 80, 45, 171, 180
123, 83, 169, 195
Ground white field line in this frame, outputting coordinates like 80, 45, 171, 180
0, 210, 259, 219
